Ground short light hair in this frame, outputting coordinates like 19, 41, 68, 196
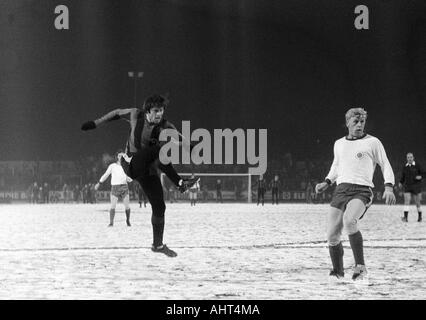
345, 108, 367, 123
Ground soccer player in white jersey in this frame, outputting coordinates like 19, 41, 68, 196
315, 108, 396, 281
95, 151, 133, 227
188, 174, 200, 206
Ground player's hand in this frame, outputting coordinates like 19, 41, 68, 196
315, 182, 329, 194
415, 175, 422, 180
398, 182, 403, 189
94, 183, 100, 191
383, 186, 396, 205
81, 121, 96, 131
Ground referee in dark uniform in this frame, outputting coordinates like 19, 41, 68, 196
399, 153, 423, 222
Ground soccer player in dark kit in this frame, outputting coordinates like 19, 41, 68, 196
81, 94, 199, 257
270, 175, 281, 205
399, 152, 423, 222
315, 108, 396, 281
134, 182, 148, 208
257, 174, 266, 206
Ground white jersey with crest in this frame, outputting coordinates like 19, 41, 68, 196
326, 134, 395, 188
99, 163, 132, 186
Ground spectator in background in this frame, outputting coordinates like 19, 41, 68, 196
74, 184, 81, 203
30, 182, 39, 204
89, 183, 97, 203
306, 180, 313, 203
62, 183, 69, 203
82, 184, 89, 203
42, 182, 50, 203
202, 184, 209, 202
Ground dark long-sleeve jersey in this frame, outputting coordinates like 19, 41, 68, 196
400, 162, 423, 187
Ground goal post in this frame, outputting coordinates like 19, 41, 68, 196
160, 172, 253, 203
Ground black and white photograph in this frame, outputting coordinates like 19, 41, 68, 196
0, 0, 425, 308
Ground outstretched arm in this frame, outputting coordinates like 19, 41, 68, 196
373, 139, 396, 205
81, 108, 137, 131
373, 139, 395, 187
94, 165, 112, 190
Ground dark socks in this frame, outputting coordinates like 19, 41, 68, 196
329, 242, 344, 275
151, 215, 165, 248
404, 211, 408, 219
125, 208, 131, 226
109, 209, 115, 225
349, 231, 365, 266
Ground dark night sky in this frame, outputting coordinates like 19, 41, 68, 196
0, 0, 425, 163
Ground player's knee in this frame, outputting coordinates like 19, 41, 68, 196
327, 229, 341, 246
343, 215, 358, 234
327, 234, 341, 246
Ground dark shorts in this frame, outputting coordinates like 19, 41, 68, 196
330, 183, 374, 218
403, 184, 422, 195
111, 184, 129, 200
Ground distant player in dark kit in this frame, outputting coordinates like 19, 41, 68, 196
399, 152, 423, 222
81, 93, 199, 257
95, 150, 133, 227
316, 108, 396, 281
134, 181, 148, 208
257, 174, 266, 206
270, 175, 280, 205
216, 179, 223, 203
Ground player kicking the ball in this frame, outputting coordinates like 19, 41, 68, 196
315, 108, 396, 281
81, 94, 199, 257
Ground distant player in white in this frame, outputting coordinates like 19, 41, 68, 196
188, 174, 200, 206
316, 108, 396, 281
95, 151, 133, 227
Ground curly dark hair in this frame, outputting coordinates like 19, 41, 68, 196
143, 94, 169, 113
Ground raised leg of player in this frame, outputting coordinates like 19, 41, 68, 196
327, 207, 344, 276
109, 194, 119, 226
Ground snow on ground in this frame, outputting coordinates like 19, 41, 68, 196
0, 203, 424, 299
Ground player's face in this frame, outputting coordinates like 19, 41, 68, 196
407, 153, 414, 164
146, 107, 164, 124
346, 116, 366, 138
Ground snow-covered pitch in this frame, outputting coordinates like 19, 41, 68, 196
0, 202, 424, 299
